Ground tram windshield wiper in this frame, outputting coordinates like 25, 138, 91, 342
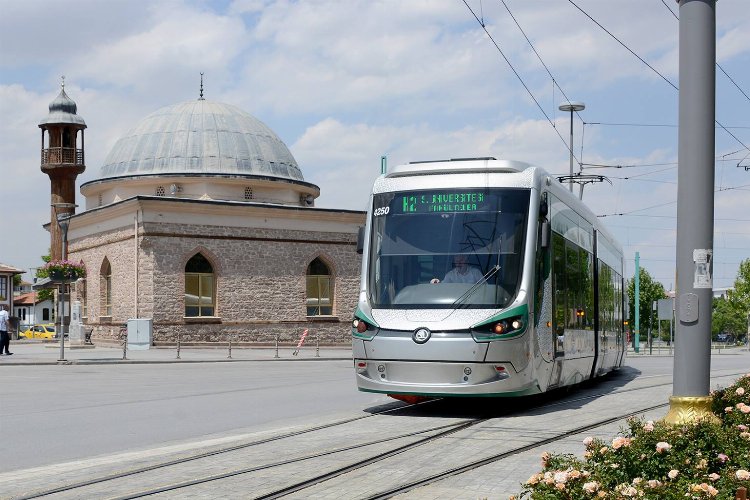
451, 264, 500, 309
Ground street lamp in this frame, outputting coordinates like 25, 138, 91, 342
558, 101, 585, 193
52, 202, 76, 362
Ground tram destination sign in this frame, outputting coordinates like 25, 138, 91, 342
396, 191, 492, 214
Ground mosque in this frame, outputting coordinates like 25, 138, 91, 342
39, 83, 364, 345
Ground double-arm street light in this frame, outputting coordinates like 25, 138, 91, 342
558, 101, 585, 193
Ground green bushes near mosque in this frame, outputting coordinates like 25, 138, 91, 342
516, 373, 750, 499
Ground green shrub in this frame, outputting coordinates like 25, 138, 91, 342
515, 373, 750, 499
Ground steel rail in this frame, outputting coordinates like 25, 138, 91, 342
14, 399, 436, 500
16, 371, 746, 499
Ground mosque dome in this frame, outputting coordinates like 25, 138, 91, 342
98, 99, 304, 181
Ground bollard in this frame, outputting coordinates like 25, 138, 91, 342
274, 333, 280, 358
121, 326, 127, 360
228, 334, 233, 359
315, 335, 320, 357
176, 331, 181, 360
293, 328, 309, 356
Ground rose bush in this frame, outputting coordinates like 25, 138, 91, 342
517, 373, 750, 499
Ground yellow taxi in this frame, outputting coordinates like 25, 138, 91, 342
20, 324, 57, 340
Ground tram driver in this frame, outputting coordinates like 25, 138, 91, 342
430, 255, 484, 284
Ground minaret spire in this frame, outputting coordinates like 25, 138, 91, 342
39, 82, 87, 261
199, 72, 205, 100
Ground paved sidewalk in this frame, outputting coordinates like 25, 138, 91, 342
0, 340, 352, 365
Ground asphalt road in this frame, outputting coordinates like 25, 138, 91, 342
2, 351, 748, 474
1, 360, 391, 471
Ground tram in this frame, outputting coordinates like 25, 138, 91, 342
352, 158, 625, 398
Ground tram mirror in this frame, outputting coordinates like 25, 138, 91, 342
356, 226, 365, 254
541, 221, 551, 249
539, 197, 549, 218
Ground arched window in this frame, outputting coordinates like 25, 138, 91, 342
101, 259, 112, 317
185, 253, 215, 317
306, 257, 333, 316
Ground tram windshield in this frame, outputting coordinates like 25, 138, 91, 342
368, 188, 530, 309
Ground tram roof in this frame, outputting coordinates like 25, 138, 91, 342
386, 158, 531, 177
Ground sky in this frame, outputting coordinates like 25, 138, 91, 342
1, 0, 748, 291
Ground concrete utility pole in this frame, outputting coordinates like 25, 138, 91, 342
664, 0, 718, 425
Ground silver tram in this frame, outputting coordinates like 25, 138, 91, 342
352, 158, 625, 398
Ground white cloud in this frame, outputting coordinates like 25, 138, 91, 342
1, 0, 748, 288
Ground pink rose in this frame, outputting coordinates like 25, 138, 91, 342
656, 441, 672, 453
736, 469, 750, 480
668, 469, 679, 479
583, 481, 599, 493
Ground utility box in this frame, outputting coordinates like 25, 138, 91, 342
127, 318, 152, 350
69, 301, 84, 345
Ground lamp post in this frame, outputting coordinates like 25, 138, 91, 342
56, 212, 70, 361
558, 101, 585, 193
52, 202, 76, 362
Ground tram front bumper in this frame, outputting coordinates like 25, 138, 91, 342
354, 359, 538, 397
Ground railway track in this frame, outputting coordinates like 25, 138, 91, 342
9, 370, 746, 500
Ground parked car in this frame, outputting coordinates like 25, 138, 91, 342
716, 333, 735, 344
20, 324, 57, 340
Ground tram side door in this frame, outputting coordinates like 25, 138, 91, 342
548, 231, 566, 387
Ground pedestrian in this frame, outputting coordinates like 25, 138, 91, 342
0, 304, 11, 355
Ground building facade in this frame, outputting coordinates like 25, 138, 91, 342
52, 96, 364, 345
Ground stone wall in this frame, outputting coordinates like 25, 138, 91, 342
69, 216, 362, 345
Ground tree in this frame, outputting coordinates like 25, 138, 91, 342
728, 258, 750, 310
35, 254, 54, 303
626, 267, 666, 343
711, 296, 745, 338
723, 258, 750, 341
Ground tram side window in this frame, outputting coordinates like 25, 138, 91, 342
565, 240, 580, 329
598, 264, 612, 333
552, 233, 566, 337
582, 249, 594, 330
614, 271, 623, 336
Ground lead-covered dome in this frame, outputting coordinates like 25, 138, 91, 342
99, 100, 303, 181
39, 88, 87, 127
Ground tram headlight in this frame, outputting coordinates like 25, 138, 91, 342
352, 319, 368, 333
472, 311, 527, 342
352, 317, 377, 340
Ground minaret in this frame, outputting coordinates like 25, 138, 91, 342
39, 78, 86, 261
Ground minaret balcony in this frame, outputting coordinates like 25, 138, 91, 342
41, 147, 84, 166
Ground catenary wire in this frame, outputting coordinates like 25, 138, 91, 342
660, 0, 750, 104
567, 0, 749, 152
460, 0, 581, 165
